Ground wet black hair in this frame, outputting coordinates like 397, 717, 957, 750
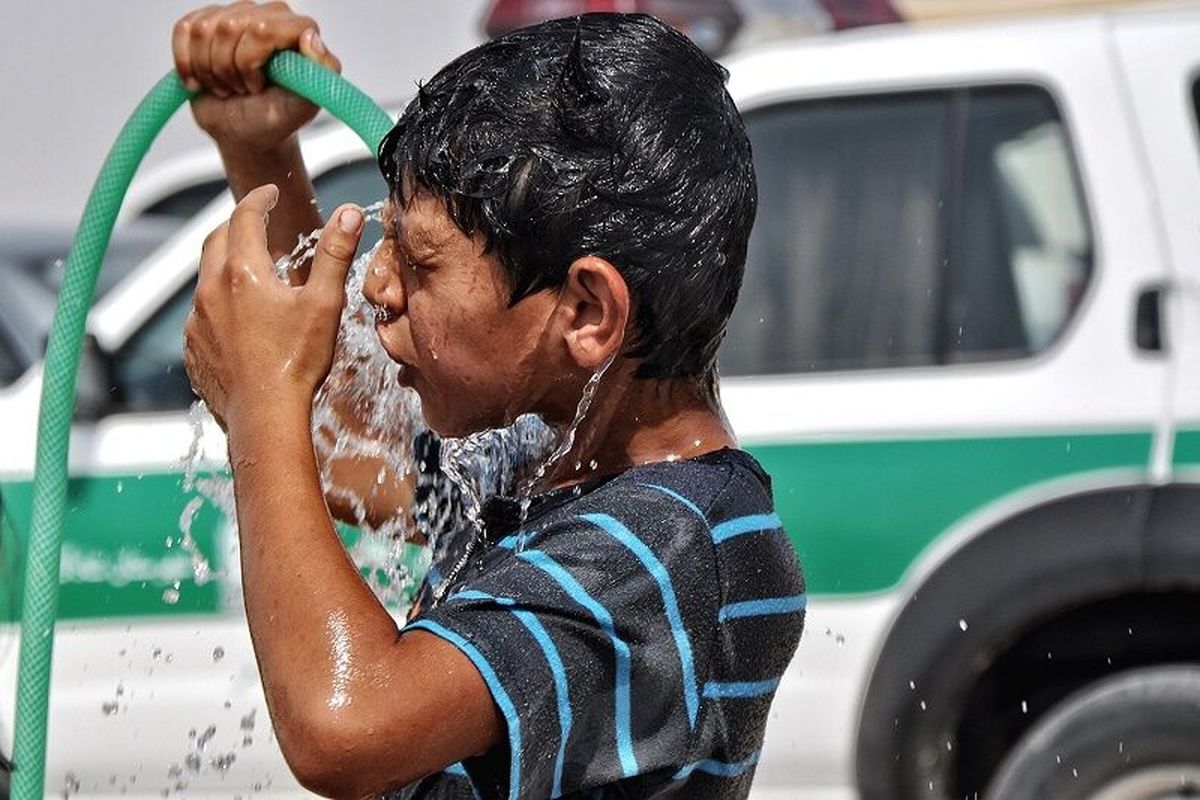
377, 13, 757, 381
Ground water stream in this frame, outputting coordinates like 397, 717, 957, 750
177, 205, 607, 608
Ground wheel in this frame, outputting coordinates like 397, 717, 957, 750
986, 666, 1200, 800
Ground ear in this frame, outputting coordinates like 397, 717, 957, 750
557, 255, 630, 371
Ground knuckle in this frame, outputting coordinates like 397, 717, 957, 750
202, 226, 223, 252
321, 238, 355, 262
218, 15, 239, 34
194, 282, 216, 308
194, 17, 216, 38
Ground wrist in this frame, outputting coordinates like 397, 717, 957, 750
225, 396, 314, 464
218, 134, 304, 180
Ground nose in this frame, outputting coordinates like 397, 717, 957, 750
362, 241, 406, 320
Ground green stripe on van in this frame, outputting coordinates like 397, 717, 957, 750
0, 430, 1155, 621
0, 473, 425, 623
746, 430, 1152, 595
1174, 428, 1200, 467
0, 474, 223, 623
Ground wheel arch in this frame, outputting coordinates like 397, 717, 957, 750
854, 477, 1200, 800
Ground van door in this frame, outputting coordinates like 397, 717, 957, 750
719, 23, 1172, 794
1111, 11, 1200, 477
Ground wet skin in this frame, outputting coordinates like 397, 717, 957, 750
175, 2, 739, 796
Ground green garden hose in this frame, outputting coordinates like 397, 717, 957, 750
12, 52, 393, 800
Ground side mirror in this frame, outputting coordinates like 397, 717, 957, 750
73, 336, 114, 421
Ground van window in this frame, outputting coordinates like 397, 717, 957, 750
721, 85, 1092, 376
109, 280, 197, 413
108, 160, 387, 414
0, 331, 21, 388
1193, 75, 1199, 143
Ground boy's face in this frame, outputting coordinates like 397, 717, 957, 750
362, 192, 561, 437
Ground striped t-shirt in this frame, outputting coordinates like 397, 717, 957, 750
392, 446, 805, 800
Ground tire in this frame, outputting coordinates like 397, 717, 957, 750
986, 666, 1200, 800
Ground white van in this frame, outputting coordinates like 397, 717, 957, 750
1, 4, 1198, 798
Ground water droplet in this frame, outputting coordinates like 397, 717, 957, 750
212, 646, 225, 662
1021, 700, 1028, 714
211, 753, 237, 772
958, 619, 968, 631
919, 700, 927, 710
116, 481, 124, 494
240, 709, 257, 731
162, 587, 180, 605
197, 724, 217, 749
101, 700, 119, 716
184, 753, 202, 773
908, 680, 916, 690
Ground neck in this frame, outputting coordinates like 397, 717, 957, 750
540, 367, 737, 490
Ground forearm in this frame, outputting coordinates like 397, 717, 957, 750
227, 408, 403, 756
218, 136, 323, 262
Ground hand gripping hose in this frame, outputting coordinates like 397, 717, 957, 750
12, 51, 393, 800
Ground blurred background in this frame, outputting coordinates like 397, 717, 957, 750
2, 1, 1199, 799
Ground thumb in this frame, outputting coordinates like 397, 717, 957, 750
306, 205, 362, 301
299, 27, 342, 74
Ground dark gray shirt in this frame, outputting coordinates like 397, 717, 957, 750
395, 446, 805, 800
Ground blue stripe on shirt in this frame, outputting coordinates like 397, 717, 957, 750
718, 593, 808, 622
711, 512, 783, 544
703, 677, 782, 699
517, 549, 639, 778
405, 619, 522, 800
580, 512, 700, 729
639, 483, 707, 522
672, 749, 761, 780
445, 588, 574, 799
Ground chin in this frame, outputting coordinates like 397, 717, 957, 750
418, 398, 512, 440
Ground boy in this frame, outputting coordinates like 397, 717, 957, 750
175, 3, 804, 798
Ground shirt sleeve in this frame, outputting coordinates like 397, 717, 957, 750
402, 494, 721, 800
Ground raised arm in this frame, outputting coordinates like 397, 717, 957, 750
175, 2, 417, 530
172, 1, 338, 261
183, 186, 500, 798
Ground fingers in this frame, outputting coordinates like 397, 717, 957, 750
305, 205, 364, 303
188, 7, 228, 98
227, 184, 280, 276
172, 5, 218, 93
210, 14, 251, 95
173, 1, 329, 97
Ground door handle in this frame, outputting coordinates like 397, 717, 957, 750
1135, 286, 1166, 352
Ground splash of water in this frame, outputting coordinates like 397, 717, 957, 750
177, 199, 612, 609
